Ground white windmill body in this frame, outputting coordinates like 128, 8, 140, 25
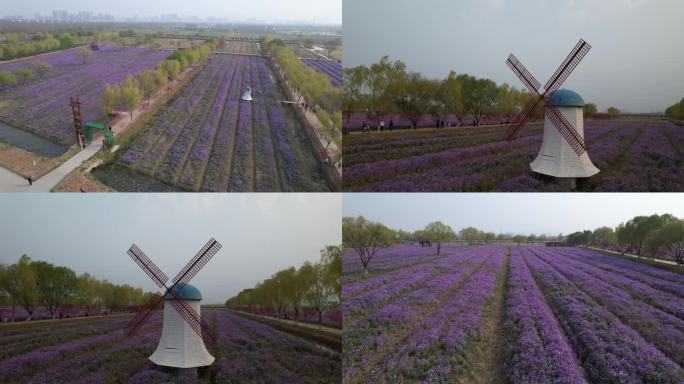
530, 89, 600, 178
149, 284, 215, 369
241, 86, 253, 101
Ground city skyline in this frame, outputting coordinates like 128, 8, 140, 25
0, 0, 342, 25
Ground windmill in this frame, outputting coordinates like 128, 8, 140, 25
125, 238, 222, 373
505, 39, 599, 181
241, 86, 253, 101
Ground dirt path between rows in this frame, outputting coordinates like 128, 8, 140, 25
458, 247, 511, 384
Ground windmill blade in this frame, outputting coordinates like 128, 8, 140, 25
506, 54, 541, 95
171, 238, 222, 287
127, 244, 169, 288
505, 96, 544, 140
545, 106, 587, 156
124, 292, 164, 336
167, 293, 217, 342
543, 39, 591, 94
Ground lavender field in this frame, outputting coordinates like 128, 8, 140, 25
0, 46, 168, 145
108, 54, 332, 192
302, 59, 342, 87
343, 119, 684, 192
0, 310, 340, 384
342, 244, 684, 384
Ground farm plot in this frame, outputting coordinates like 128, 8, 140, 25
302, 59, 341, 87
0, 310, 339, 384
343, 119, 684, 192
0, 46, 169, 146
342, 244, 684, 384
287, 43, 320, 59
219, 40, 260, 55
105, 54, 332, 192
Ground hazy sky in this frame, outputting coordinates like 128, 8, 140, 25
343, 193, 684, 236
0, 194, 341, 304
343, 0, 684, 112
1, 0, 342, 24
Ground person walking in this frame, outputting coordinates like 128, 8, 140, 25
26, 176, 32, 186
389, 119, 394, 131
378, 120, 385, 132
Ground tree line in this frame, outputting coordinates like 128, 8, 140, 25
567, 213, 684, 265
262, 36, 342, 164
225, 245, 341, 327
344, 215, 674, 277
343, 56, 611, 130
0, 255, 154, 321
100, 41, 215, 120
665, 97, 684, 117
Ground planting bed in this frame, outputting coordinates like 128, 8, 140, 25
97, 54, 333, 192
343, 120, 684, 192
342, 244, 684, 383
0, 46, 168, 146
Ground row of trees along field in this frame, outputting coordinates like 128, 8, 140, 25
567, 213, 684, 265
665, 97, 684, 117
225, 245, 341, 327
0, 255, 154, 321
262, 36, 342, 157
0, 32, 160, 88
342, 56, 622, 130
0, 31, 125, 61
100, 41, 216, 120
342, 216, 568, 276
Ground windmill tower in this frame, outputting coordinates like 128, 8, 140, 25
124, 239, 222, 376
505, 39, 600, 183
241, 86, 253, 101
149, 284, 215, 368
530, 89, 599, 177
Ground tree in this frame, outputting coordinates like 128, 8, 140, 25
117, 37, 127, 51
460, 227, 484, 244
644, 220, 684, 266
342, 66, 368, 128
15, 68, 34, 84
136, 70, 160, 101
592, 226, 616, 249
307, 262, 332, 328
513, 235, 526, 246
100, 84, 120, 115
75, 273, 98, 308
395, 73, 437, 129
443, 71, 465, 124
566, 230, 592, 246
606, 106, 620, 116
77, 47, 93, 64
424, 221, 456, 254
0, 70, 17, 86
623, 214, 677, 257
584, 103, 598, 118
30, 61, 51, 78
342, 216, 394, 276
32, 261, 78, 319
119, 77, 143, 121
460, 75, 498, 125
6, 255, 38, 320
282, 264, 315, 322
320, 245, 342, 302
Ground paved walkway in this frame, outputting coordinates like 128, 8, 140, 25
586, 246, 678, 266
0, 64, 196, 192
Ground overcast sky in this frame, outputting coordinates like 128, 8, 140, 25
0, 194, 341, 304
343, 0, 683, 113
0, 0, 342, 24
343, 193, 684, 236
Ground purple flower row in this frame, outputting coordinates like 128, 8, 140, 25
302, 59, 342, 87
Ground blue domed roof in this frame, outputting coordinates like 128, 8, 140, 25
547, 89, 584, 107
163, 284, 202, 301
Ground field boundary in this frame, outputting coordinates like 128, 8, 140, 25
585, 246, 681, 272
